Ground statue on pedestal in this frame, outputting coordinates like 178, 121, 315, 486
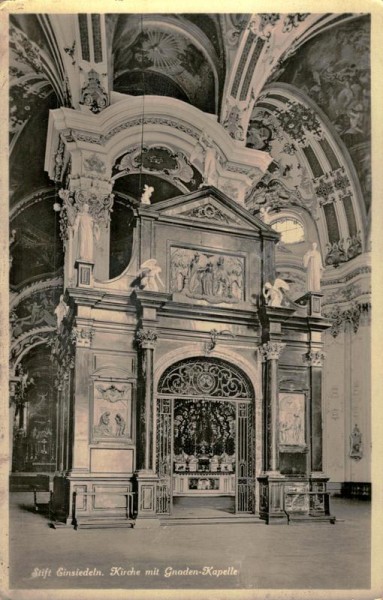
141, 185, 154, 205
73, 202, 100, 262
303, 242, 324, 292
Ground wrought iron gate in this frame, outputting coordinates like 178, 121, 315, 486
156, 397, 172, 514
156, 357, 255, 516
236, 401, 254, 513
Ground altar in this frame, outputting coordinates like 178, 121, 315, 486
173, 473, 235, 496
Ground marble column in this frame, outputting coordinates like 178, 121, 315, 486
136, 328, 158, 472
133, 328, 160, 526
304, 349, 326, 474
261, 341, 285, 473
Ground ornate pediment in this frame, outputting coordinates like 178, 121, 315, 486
182, 202, 235, 225
151, 187, 272, 234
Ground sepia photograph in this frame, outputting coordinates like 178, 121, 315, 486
1, 3, 381, 599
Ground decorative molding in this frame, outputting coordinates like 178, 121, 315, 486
282, 13, 310, 33
203, 329, 235, 355
261, 341, 286, 361
80, 69, 109, 114
84, 154, 106, 174
249, 177, 317, 215
71, 327, 94, 348
95, 384, 129, 403
322, 280, 370, 309
54, 137, 66, 182
183, 203, 232, 224
322, 302, 370, 337
113, 145, 199, 190
303, 350, 326, 367
10, 327, 54, 368
325, 234, 362, 267
57, 187, 114, 240
136, 329, 158, 349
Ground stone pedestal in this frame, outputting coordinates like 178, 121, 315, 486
258, 473, 288, 524
133, 471, 160, 527
75, 259, 94, 288
296, 292, 323, 316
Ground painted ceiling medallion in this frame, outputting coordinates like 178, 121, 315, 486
140, 30, 181, 71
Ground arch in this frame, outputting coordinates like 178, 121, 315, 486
154, 345, 261, 401
10, 329, 54, 373
158, 356, 254, 400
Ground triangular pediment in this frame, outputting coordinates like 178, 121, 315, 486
149, 187, 275, 234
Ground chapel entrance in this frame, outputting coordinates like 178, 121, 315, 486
156, 357, 254, 517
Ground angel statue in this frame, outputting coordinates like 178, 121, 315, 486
259, 206, 272, 224
141, 185, 154, 205
140, 259, 164, 292
263, 278, 290, 307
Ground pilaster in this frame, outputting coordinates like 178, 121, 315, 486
133, 291, 171, 524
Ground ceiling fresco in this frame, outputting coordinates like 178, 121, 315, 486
275, 15, 371, 211
112, 20, 216, 113
9, 21, 56, 146
10, 197, 64, 288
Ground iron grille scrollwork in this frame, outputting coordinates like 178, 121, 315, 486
158, 357, 252, 398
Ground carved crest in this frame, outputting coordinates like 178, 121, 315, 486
95, 384, 128, 403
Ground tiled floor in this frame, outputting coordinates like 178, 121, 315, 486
8, 492, 371, 593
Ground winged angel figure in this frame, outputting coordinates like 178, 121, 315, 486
140, 259, 164, 292
263, 278, 290, 307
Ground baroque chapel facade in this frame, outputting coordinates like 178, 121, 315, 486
9, 13, 371, 526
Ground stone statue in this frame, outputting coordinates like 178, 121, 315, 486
350, 424, 363, 460
54, 295, 69, 329
259, 206, 272, 224
191, 134, 218, 187
94, 411, 113, 436
115, 413, 126, 437
303, 242, 324, 292
140, 259, 164, 292
263, 278, 290, 307
73, 202, 100, 262
141, 185, 154, 205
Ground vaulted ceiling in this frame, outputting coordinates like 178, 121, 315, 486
9, 13, 370, 292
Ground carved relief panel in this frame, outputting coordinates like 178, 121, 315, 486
170, 246, 245, 304
278, 392, 306, 448
92, 382, 133, 443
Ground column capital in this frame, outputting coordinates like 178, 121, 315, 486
303, 350, 326, 367
71, 327, 94, 348
136, 328, 158, 350
261, 341, 286, 361
58, 185, 114, 238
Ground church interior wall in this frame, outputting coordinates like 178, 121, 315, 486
8, 14, 371, 522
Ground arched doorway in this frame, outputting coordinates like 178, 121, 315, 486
156, 357, 255, 516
